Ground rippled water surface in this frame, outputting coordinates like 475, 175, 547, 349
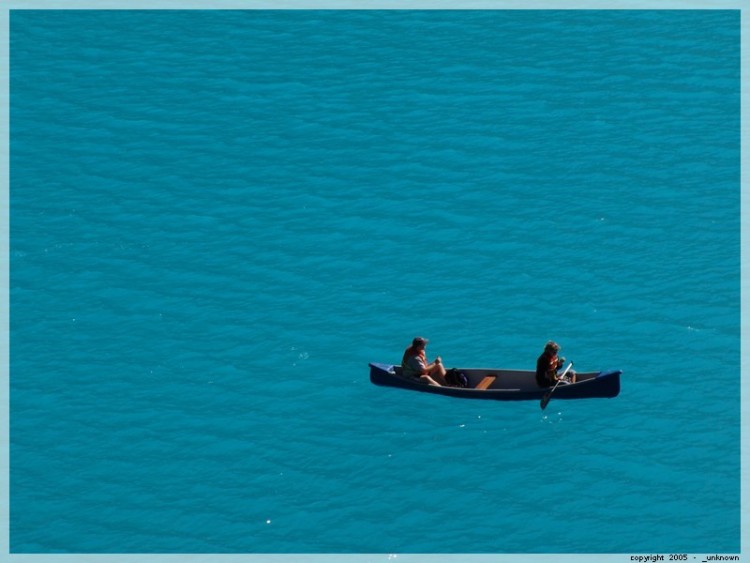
9, 9, 740, 553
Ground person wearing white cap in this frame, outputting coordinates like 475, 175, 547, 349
401, 336, 447, 386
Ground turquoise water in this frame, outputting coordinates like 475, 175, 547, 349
9, 9, 740, 554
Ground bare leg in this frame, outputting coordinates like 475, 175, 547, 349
430, 364, 448, 385
420, 374, 441, 387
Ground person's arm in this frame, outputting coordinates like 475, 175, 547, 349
423, 356, 441, 373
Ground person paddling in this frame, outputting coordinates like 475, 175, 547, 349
401, 337, 447, 386
535, 341, 576, 387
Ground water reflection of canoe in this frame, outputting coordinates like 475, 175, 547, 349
368, 362, 621, 402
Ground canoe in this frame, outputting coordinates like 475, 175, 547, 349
369, 362, 621, 402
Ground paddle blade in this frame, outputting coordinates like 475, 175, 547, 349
540, 391, 552, 410
540, 362, 572, 410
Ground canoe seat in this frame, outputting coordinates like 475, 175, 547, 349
475, 376, 496, 390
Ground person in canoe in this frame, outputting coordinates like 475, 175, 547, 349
402, 336, 447, 387
535, 340, 576, 387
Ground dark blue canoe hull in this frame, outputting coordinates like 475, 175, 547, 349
369, 362, 621, 401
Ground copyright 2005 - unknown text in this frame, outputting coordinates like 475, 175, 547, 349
630, 556, 740, 563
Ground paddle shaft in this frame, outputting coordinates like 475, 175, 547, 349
540, 362, 573, 411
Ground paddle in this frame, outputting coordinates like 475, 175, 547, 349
540, 362, 573, 411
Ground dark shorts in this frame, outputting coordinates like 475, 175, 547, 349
402, 368, 421, 379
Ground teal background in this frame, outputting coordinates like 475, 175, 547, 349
10, 10, 740, 553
